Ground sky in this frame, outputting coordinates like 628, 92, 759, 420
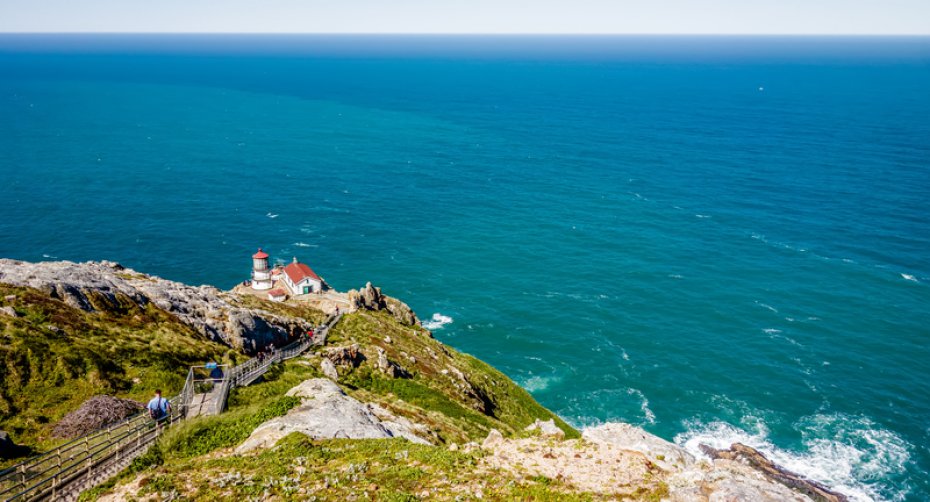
0, 0, 929, 35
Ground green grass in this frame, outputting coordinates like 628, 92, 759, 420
327, 310, 579, 441
0, 284, 241, 457
105, 433, 597, 501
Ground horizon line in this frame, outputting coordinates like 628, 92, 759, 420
2, 32, 929, 37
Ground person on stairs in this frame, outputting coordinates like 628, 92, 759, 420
147, 389, 172, 425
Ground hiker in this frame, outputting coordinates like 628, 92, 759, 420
209, 365, 224, 383
307, 329, 314, 340
147, 390, 171, 424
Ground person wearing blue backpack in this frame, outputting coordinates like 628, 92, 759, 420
147, 390, 171, 425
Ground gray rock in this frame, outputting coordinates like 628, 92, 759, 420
0, 306, 17, 318
347, 282, 420, 326
583, 422, 695, 471
524, 418, 565, 439
238, 379, 429, 452
0, 259, 314, 353
482, 429, 505, 449
320, 358, 339, 381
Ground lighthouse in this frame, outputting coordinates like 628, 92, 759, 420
251, 248, 273, 290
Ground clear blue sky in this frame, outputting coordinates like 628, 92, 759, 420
1, 0, 928, 35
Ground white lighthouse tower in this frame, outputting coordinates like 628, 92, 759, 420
251, 248, 273, 290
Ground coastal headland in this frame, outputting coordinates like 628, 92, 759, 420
0, 258, 847, 500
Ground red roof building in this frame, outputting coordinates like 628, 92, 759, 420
252, 248, 269, 259
282, 258, 323, 295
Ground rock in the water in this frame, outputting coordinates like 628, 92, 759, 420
482, 429, 505, 449
238, 379, 429, 452
524, 418, 565, 439
320, 358, 339, 381
699, 443, 849, 502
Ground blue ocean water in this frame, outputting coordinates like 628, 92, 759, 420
1, 35, 928, 500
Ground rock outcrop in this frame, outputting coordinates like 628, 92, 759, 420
348, 282, 419, 326
700, 443, 848, 502
524, 418, 565, 439
477, 423, 828, 501
0, 259, 314, 353
237, 379, 430, 452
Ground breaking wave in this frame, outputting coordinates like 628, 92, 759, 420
674, 413, 913, 502
422, 313, 453, 330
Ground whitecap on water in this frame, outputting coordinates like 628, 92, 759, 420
675, 414, 913, 502
900, 273, 918, 283
292, 242, 317, 248
422, 313, 453, 331
627, 388, 656, 425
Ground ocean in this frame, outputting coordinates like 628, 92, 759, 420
0, 34, 928, 501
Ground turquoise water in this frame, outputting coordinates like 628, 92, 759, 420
1, 35, 928, 500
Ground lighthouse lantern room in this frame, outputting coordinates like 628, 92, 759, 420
251, 248, 273, 290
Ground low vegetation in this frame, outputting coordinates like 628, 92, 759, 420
0, 284, 238, 457
94, 433, 598, 501
329, 310, 579, 442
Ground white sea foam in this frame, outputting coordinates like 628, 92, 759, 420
41, 254, 57, 259
695, 214, 711, 219
621, 349, 631, 361
755, 301, 779, 313
675, 414, 912, 502
292, 242, 317, 248
762, 328, 782, 334
668, 274, 684, 279
266, 212, 279, 218
900, 273, 918, 283
627, 388, 656, 425
422, 313, 453, 331
520, 375, 560, 393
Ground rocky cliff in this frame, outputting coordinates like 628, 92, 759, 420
0, 258, 847, 501
0, 259, 316, 353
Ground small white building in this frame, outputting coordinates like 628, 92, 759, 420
267, 288, 287, 302
282, 257, 323, 295
251, 248, 273, 290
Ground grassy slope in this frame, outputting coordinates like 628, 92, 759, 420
330, 310, 579, 443
0, 284, 241, 455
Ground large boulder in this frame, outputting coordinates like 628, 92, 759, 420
524, 418, 565, 439
237, 379, 429, 452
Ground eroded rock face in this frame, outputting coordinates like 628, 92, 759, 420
0, 259, 313, 353
347, 282, 420, 326
699, 443, 848, 502
237, 379, 429, 452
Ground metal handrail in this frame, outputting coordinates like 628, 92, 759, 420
1, 312, 340, 501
